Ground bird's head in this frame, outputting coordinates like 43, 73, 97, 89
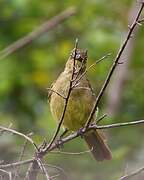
65, 48, 88, 73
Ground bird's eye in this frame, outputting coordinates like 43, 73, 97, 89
71, 52, 81, 60
70, 49, 87, 62
76, 54, 81, 59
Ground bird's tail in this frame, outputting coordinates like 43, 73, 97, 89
84, 130, 112, 161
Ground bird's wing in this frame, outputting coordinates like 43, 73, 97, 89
86, 78, 96, 97
86, 78, 99, 120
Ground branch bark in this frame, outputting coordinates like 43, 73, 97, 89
106, 1, 141, 116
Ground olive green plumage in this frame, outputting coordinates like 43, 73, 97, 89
48, 48, 112, 161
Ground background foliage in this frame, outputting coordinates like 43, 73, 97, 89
0, 0, 144, 179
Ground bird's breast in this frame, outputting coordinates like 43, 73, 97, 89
50, 72, 95, 131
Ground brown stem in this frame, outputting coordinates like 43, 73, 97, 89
44, 38, 78, 152
25, 39, 79, 180
1, 119, 144, 176
86, 2, 144, 128
120, 166, 144, 180
0, 126, 38, 151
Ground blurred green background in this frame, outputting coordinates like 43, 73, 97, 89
0, 0, 144, 179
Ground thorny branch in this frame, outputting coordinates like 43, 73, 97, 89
47, 119, 144, 152
85, 2, 144, 128
1, 119, 144, 170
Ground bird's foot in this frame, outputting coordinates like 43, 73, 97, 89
55, 138, 64, 150
55, 129, 69, 149
77, 128, 84, 138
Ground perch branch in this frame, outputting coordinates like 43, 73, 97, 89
47, 119, 144, 152
1, 119, 144, 175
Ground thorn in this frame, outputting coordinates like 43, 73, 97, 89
138, 18, 144, 23
128, 25, 131, 29
136, 21, 142, 26
130, 34, 134, 38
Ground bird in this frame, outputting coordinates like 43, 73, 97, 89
48, 47, 112, 161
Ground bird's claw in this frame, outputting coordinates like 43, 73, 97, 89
77, 128, 84, 138
55, 138, 64, 149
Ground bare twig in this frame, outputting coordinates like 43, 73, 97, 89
25, 159, 39, 180
0, 7, 76, 60
44, 163, 68, 180
46, 119, 144, 152
0, 126, 38, 151
45, 38, 78, 151
13, 133, 33, 180
36, 159, 50, 180
95, 119, 144, 130
50, 174, 60, 179
96, 114, 107, 124
0, 159, 33, 169
0, 169, 12, 180
0, 160, 67, 179
0, 123, 13, 135
51, 147, 93, 155
1, 119, 144, 178
73, 87, 93, 91
120, 166, 144, 180
85, 2, 144, 128
138, 17, 144, 22
46, 88, 66, 99
72, 53, 111, 88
